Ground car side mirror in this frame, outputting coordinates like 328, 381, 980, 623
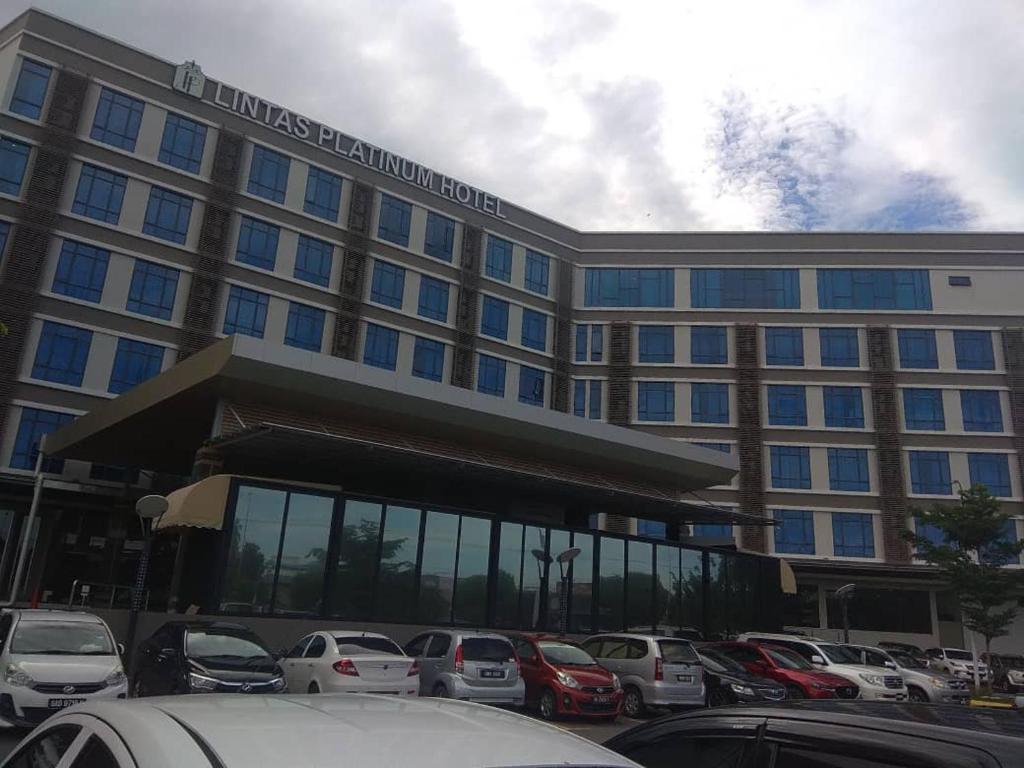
116, 643, 126, 656
157, 647, 178, 661
276, 648, 289, 660
810, 655, 825, 665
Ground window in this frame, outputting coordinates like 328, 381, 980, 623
909, 451, 951, 495
223, 285, 269, 338
10, 407, 74, 471
948, 275, 971, 287
589, 380, 601, 420
819, 327, 859, 366
591, 325, 603, 361
235, 216, 280, 270
142, 186, 192, 244
637, 520, 667, 539
481, 296, 509, 340
108, 338, 163, 394
127, 259, 179, 320
524, 250, 549, 295
954, 330, 995, 370
519, 366, 545, 406
573, 379, 585, 417
914, 518, 946, 552
412, 337, 444, 382
897, 329, 938, 369
370, 260, 406, 308
968, 453, 1011, 497
0, 137, 30, 195
692, 382, 729, 423
774, 510, 815, 555
377, 194, 412, 246
767, 385, 807, 426
477, 354, 506, 396
638, 382, 674, 421
832, 512, 875, 557
424, 212, 455, 261
903, 388, 945, 430
71, 164, 126, 224
158, 113, 206, 173
32, 321, 91, 386
981, 520, 1020, 566
691, 326, 727, 364
284, 302, 325, 352
574, 325, 588, 362
697, 442, 731, 453
828, 448, 870, 492
961, 390, 1003, 432
765, 327, 803, 366
303, 166, 342, 221
9, 59, 51, 119
771, 446, 811, 489
823, 386, 865, 428
90, 87, 144, 150
521, 308, 547, 351
0, 221, 8, 256
693, 524, 733, 538
483, 236, 513, 282
691, 268, 799, 309
4, 724, 80, 768
294, 235, 333, 287
639, 326, 674, 363
585, 268, 674, 307
52, 240, 109, 302
363, 323, 399, 370
417, 276, 449, 322
818, 268, 932, 310
247, 145, 290, 203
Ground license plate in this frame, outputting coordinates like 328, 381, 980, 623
676, 675, 693, 683
47, 698, 85, 709
480, 669, 504, 679
592, 695, 611, 704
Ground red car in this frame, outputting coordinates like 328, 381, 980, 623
706, 641, 859, 700
508, 634, 623, 720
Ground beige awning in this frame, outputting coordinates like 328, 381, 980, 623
779, 558, 798, 595
154, 474, 234, 531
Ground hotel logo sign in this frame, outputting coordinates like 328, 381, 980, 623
173, 61, 206, 98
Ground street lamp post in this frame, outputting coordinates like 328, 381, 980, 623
123, 495, 168, 674
833, 583, 856, 644
555, 548, 581, 636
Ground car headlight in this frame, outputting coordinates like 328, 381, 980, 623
928, 677, 947, 688
859, 673, 885, 687
611, 673, 621, 691
105, 668, 126, 687
4, 664, 32, 687
555, 670, 580, 689
729, 683, 755, 696
270, 676, 286, 692
187, 672, 220, 692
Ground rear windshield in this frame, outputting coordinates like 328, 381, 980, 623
764, 647, 812, 670
945, 649, 973, 661
11, 622, 113, 655
538, 642, 597, 666
463, 638, 515, 663
657, 640, 699, 663
334, 637, 403, 656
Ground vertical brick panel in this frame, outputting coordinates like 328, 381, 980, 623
550, 261, 573, 412
331, 181, 374, 360
451, 225, 482, 389
607, 322, 632, 425
735, 324, 766, 552
1001, 329, 1024, 495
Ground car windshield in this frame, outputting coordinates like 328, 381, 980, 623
11, 621, 114, 655
945, 649, 974, 661
818, 644, 861, 664
463, 638, 515, 663
658, 640, 699, 663
763, 647, 813, 670
892, 652, 927, 669
538, 642, 597, 666
334, 637, 403, 655
699, 649, 746, 674
186, 630, 272, 661
1000, 656, 1024, 669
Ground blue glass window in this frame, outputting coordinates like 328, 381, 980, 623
823, 386, 864, 428
817, 269, 931, 310
284, 302, 325, 352
363, 323, 399, 370
573, 379, 586, 418
519, 366, 545, 406
108, 338, 164, 394
638, 326, 674, 363
424, 212, 455, 261
575, 325, 588, 362
417, 276, 449, 322
294, 235, 333, 287
585, 268, 674, 307
691, 268, 799, 309
697, 442, 732, 453
303, 166, 342, 221
774, 510, 815, 555
0, 137, 30, 195
915, 518, 946, 553
10, 59, 51, 119
370, 260, 406, 309
968, 453, 1011, 497
638, 382, 674, 422
32, 321, 92, 385
765, 327, 804, 366
524, 250, 549, 295
90, 88, 144, 151
832, 513, 875, 558
486, 236, 513, 282
412, 337, 445, 382
591, 326, 603, 362
637, 520, 667, 539
377, 194, 411, 247
71, 164, 126, 224
691, 326, 727, 364
477, 354, 506, 397
981, 520, 1020, 566
767, 385, 807, 426
771, 446, 811, 489
691, 382, 729, 424
10, 407, 73, 472
127, 260, 179, 320
142, 186, 192, 244
961, 390, 1002, 432
693, 524, 733, 538
909, 451, 951, 495
897, 329, 938, 369
521, 309, 547, 351
954, 330, 995, 371
481, 296, 509, 340
0, 221, 8, 255
247, 145, 290, 203
235, 216, 280, 271
589, 380, 601, 420
819, 328, 860, 367
158, 113, 206, 174
828, 448, 870, 492
903, 388, 945, 430
52, 240, 109, 302
223, 285, 269, 338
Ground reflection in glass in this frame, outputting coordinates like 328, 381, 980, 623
598, 537, 625, 630
706, 552, 729, 638
273, 493, 333, 615
494, 523, 523, 627
222, 485, 286, 613
521, 526, 548, 629
654, 544, 680, 631
570, 532, 593, 633
418, 511, 459, 623
454, 516, 491, 625
545, 529, 571, 628
680, 547, 704, 632
627, 541, 654, 631
375, 506, 421, 622
330, 500, 381, 619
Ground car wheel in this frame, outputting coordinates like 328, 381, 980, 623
907, 686, 929, 703
785, 685, 805, 700
538, 689, 558, 721
622, 685, 645, 718
308, 682, 319, 694
433, 683, 449, 698
707, 687, 731, 707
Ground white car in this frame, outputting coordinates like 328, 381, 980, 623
0, 695, 639, 768
0, 609, 127, 727
279, 631, 418, 695
926, 647, 991, 683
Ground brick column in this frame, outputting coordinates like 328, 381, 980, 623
735, 324, 767, 552
451, 225, 482, 389
331, 181, 373, 360
606, 322, 632, 425
1001, 328, 1024, 494
549, 262, 572, 412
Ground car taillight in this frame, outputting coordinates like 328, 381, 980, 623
333, 659, 359, 676
407, 660, 420, 677
655, 657, 664, 681
454, 644, 464, 674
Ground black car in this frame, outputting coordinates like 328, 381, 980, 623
986, 652, 1024, 693
605, 701, 1024, 768
697, 648, 786, 706
131, 621, 286, 696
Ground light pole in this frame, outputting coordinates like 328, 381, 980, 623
555, 548, 581, 636
123, 495, 168, 673
833, 584, 856, 644
530, 549, 550, 629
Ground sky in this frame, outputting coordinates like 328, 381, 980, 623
16, 0, 1024, 232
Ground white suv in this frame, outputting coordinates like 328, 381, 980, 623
0, 609, 127, 727
738, 633, 906, 701
926, 647, 991, 683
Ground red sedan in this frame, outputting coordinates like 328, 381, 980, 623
508, 634, 623, 721
706, 641, 859, 700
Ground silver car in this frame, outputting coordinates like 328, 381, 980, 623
403, 630, 525, 706
845, 644, 969, 705
581, 634, 704, 716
